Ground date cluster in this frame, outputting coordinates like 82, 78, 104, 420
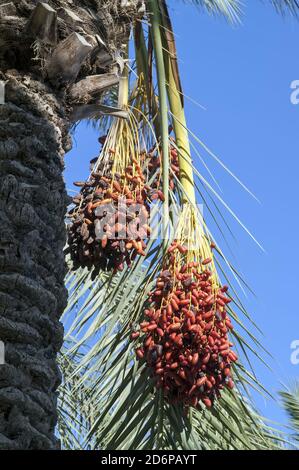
67, 154, 153, 275
134, 241, 237, 408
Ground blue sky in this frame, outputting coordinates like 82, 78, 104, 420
65, 1, 299, 429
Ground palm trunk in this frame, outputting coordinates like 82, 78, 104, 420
0, 0, 144, 449
0, 70, 70, 450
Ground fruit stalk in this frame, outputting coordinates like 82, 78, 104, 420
148, 0, 170, 248
158, 0, 196, 206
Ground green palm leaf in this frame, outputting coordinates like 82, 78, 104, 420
280, 384, 299, 444
185, 0, 242, 21
187, 0, 299, 20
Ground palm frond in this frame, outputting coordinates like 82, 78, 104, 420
280, 384, 299, 443
59, 185, 282, 449
184, 0, 242, 22
268, 0, 299, 15
186, 0, 299, 19
57, 341, 93, 449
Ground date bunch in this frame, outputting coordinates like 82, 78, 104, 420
148, 141, 180, 192
134, 241, 237, 409
67, 156, 152, 275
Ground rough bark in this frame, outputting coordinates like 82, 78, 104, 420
0, 70, 69, 450
0, 0, 144, 450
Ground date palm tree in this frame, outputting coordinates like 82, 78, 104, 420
0, 0, 298, 451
